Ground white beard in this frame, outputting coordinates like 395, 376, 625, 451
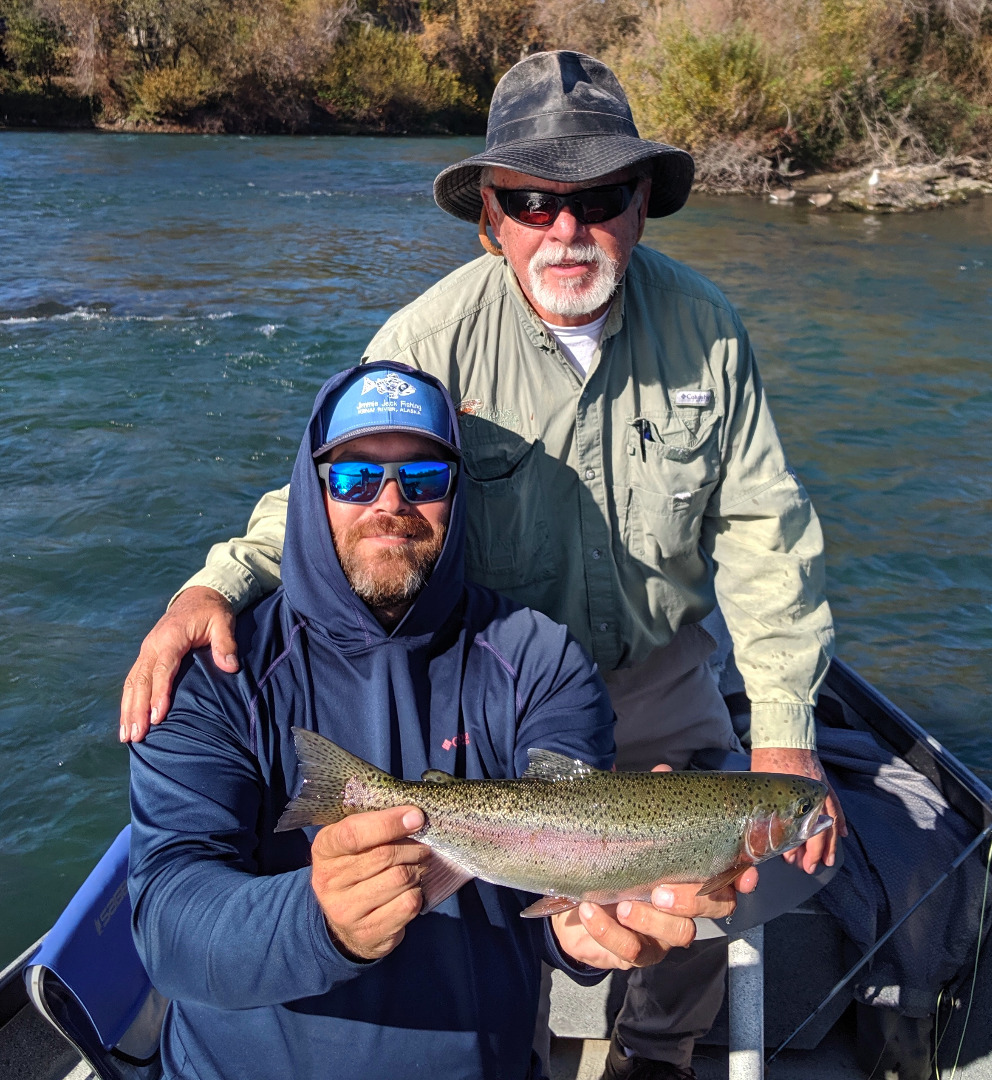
527, 242, 620, 318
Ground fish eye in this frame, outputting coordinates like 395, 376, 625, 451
797, 798, 812, 816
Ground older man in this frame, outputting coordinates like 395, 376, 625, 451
122, 52, 843, 1079
128, 361, 742, 1080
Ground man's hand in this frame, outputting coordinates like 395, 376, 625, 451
311, 806, 430, 962
749, 746, 847, 873
551, 869, 758, 971
120, 587, 239, 743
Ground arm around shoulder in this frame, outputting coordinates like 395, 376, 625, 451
120, 484, 290, 743
176, 483, 290, 612
120, 586, 239, 742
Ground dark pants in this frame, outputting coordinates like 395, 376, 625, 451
603, 623, 741, 1069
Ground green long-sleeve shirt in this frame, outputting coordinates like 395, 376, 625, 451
181, 246, 833, 749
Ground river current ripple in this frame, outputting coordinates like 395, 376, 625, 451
1, 133, 989, 962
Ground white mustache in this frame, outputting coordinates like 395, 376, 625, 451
529, 243, 610, 275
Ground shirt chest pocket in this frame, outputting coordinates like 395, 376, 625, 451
459, 421, 555, 590
618, 409, 721, 562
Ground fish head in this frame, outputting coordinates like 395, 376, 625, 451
743, 776, 831, 862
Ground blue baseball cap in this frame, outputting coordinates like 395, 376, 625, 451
313, 365, 459, 459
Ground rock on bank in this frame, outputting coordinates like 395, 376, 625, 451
792, 157, 992, 212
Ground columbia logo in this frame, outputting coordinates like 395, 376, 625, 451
94, 878, 129, 936
442, 733, 470, 751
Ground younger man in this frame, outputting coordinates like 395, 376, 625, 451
128, 362, 741, 1080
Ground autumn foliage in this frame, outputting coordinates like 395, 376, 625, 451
1, 0, 990, 183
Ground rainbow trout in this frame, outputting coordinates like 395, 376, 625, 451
276, 728, 831, 918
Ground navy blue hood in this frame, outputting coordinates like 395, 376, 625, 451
281, 362, 466, 646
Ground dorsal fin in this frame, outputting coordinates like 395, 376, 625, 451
421, 769, 459, 783
523, 749, 603, 782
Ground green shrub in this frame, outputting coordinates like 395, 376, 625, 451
127, 62, 218, 123
884, 74, 975, 153
314, 23, 479, 130
608, 23, 786, 150
0, 0, 67, 84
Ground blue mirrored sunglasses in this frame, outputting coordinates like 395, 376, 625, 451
317, 460, 457, 505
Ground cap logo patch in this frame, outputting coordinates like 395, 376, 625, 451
362, 373, 416, 399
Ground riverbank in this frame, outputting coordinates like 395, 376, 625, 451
2, 0, 990, 194
757, 157, 992, 211
4, 114, 989, 212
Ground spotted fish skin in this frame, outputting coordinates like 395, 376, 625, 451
276, 728, 830, 917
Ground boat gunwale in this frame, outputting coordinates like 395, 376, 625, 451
0, 938, 43, 1028
825, 658, 992, 833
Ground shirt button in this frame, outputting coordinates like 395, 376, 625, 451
591, 549, 602, 560
585, 468, 596, 480
598, 623, 609, 632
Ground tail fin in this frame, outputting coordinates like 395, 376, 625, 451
275, 728, 385, 833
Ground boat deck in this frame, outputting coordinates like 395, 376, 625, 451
4, 998, 990, 1080
0, 1001, 872, 1080
549, 1025, 868, 1080
0, 1002, 89, 1080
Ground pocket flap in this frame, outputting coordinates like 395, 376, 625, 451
460, 419, 539, 481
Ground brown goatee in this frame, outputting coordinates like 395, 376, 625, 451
333, 515, 445, 611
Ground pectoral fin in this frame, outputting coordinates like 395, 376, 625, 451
519, 895, 582, 919
696, 861, 752, 896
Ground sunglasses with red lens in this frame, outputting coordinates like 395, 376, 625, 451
492, 183, 637, 228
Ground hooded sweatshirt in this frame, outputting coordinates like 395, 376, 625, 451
128, 362, 616, 1080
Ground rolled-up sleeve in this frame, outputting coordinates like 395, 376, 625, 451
173, 485, 290, 613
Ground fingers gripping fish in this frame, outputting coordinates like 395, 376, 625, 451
276, 728, 831, 918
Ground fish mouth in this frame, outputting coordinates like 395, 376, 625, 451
799, 812, 834, 843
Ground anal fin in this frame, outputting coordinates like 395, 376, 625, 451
419, 850, 474, 912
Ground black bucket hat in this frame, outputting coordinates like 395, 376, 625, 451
434, 51, 695, 224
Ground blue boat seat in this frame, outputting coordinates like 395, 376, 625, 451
23, 824, 166, 1080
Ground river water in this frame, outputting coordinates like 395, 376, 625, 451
1, 132, 989, 965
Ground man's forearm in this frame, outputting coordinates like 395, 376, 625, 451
171, 484, 290, 614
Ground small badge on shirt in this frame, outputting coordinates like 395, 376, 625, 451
675, 389, 714, 407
